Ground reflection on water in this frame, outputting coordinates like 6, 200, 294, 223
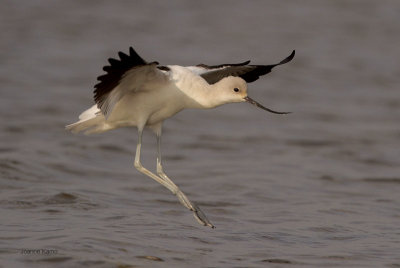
1, 0, 400, 267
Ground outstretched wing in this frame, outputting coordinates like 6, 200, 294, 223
94, 47, 169, 117
188, 50, 295, 85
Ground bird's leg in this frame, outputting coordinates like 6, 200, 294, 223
133, 128, 214, 228
134, 128, 181, 196
156, 132, 214, 228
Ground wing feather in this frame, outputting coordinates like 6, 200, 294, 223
190, 50, 295, 85
93, 47, 168, 117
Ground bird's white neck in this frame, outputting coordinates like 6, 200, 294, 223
169, 66, 220, 109
183, 82, 226, 109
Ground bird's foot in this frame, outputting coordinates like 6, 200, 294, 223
175, 192, 214, 228
157, 177, 214, 228
192, 203, 215, 229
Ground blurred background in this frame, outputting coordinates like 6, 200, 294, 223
1, 1, 399, 267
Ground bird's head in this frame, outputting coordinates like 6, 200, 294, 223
215, 77, 290, 114
216, 76, 248, 103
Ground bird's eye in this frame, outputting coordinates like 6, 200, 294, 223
233, 88, 240, 92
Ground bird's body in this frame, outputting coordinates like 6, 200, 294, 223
66, 47, 295, 228
67, 65, 248, 134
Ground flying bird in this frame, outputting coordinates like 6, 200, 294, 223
66, 47, 295, 228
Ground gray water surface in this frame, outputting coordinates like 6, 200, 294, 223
1, 1, 400, 267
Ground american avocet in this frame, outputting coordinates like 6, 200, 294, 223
66, 47, 295, 228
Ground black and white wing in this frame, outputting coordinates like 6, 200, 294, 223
188, 50, 295, 85
94, 47, 169, 118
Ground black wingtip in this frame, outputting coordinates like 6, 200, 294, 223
289, 50, 295, 60
279, 50, 295, 65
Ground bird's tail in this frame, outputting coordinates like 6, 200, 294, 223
65, 105, 111, 134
